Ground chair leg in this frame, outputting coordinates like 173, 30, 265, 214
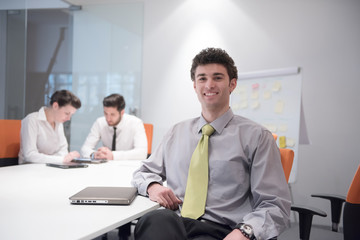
330, 198, 345, 232
298, 213, 313, 240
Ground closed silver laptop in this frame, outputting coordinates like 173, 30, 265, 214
69, 186, 137, 205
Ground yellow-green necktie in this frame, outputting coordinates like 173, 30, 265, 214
181, 124, 215, 219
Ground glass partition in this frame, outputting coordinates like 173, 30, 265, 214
0, 2, 144, 153
3, 9, 27, 120
70, 3, 144, 152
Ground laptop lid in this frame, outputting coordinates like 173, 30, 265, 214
69, 187, 137, 205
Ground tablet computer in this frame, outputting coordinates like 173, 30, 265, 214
72, 158, 107, 164
46, 162, 88, 169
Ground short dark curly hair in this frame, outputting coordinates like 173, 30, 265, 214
190, 47, 238, 81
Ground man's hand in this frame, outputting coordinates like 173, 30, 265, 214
147, 183, 182, 210
63, 151, 80, 163
223, 229, 249, 240
95, 147, 113, 160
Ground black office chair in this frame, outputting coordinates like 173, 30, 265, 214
290, 164, 360, 240
290, 204, 327, 240
310, 193, 346, 232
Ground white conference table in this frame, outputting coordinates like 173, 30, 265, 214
0, 160, 160, 240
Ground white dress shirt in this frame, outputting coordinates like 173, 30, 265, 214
81, 113, 147, 160
18, 107, 68, 164
132, 108, 291, 240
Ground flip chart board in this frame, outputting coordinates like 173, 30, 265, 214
231, 67, 301, 183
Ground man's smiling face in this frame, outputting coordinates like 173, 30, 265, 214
193, 63, 237, 113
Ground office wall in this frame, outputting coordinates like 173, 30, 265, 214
141, 0, 360, 226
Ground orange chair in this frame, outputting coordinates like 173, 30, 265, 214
0, 119, 21, 167
280, 148, 294, 183
343, 165, 360, 239
279, 148, 327, 240
291, 165, 360, 240
272, 133, 278, 141
143, 123, 153, 158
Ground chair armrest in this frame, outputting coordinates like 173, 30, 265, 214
311, 193, 346, 231
291, 204, 327, 240
291, 204, 327, 217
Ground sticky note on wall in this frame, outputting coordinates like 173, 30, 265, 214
275, 100, 285, 114
272, 81, 282, 92
279, 136, 286, 148
286, 138, 296, 147
263, 90, 272, 100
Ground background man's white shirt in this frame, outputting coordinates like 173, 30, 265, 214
81, 113, 147, 160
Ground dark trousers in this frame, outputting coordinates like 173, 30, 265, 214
118, 223, 131, 239
101, 223, 131, 240
134, 209, 232, 240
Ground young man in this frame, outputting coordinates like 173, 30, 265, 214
132, 48, 291, 240
81, 93, 147, 160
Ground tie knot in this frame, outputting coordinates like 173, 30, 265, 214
202, 124, 214, 136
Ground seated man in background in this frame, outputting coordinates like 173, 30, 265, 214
132, 48, 291, 240
19, 89, 81, 164
81, 93, 147, 161
82, 93, 147, 240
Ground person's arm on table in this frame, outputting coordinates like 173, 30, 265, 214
112, 120, 147, 160
57, 125, 80, 162
21, 117, 66, 164
147, 182, 182, 210
132, 131, 182, 209
81, 120, 101, 158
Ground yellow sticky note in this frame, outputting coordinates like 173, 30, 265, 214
251, 101, 260, 109
251, 90, 259, 100
240, 93, 248, 101
272, 81, 282, 92
240, 101, 248, 109
279, 136, 286, 148
238, 85, 247, 93
263, 124, 277, 132
275, 100, 284, 114
263, 90, 272, 100
279, 124, 288, 132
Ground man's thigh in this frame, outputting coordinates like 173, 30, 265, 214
183, 217, 231, 239
135, 209, 187, 240
135, 209, 231, 240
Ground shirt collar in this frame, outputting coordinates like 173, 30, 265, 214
197, 108, 234, 135
38, 107, 48, 121
38, 106, 61, 129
